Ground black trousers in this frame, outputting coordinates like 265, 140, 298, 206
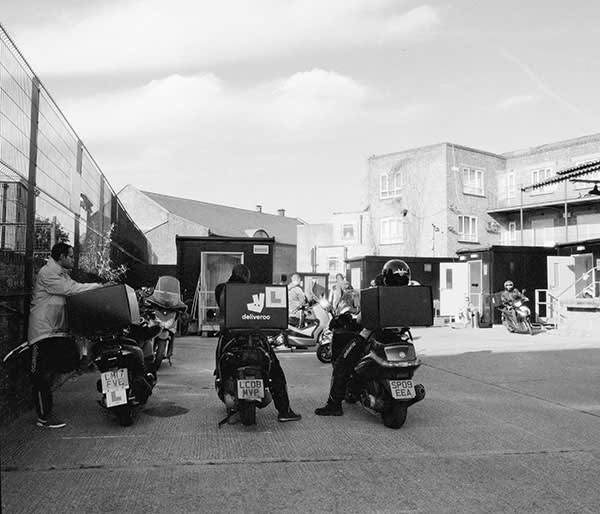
216, 335, 291, 414
30, 337, 80, 419
328, 335, 367, 406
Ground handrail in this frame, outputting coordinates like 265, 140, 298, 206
553, 265, 599, 300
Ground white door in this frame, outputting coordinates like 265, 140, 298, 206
547, 256, 575, 302
199, 252, 244, 325
439, 262, 468, 316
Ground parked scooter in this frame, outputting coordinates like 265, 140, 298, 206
498, 290, 533, 334
215, 330, 274, 426
142, 276, 187, 370
93, 323, 160, 426
348, 327, 426, 429
269, 297, 331, 353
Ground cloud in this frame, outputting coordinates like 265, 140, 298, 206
13, 0, 441, 76
496, 94, 539, 110
63, 69, 368, 143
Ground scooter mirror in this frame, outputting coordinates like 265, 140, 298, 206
319, 298, 331, 310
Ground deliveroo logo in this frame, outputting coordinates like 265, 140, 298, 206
247, 293, 265, 313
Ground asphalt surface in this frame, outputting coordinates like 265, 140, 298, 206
1, 327, 599, 514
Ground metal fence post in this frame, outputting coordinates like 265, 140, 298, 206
23, 76, 41, 337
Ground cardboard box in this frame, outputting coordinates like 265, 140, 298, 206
223, 283, 288, 330
66, 284, 141, 335
360, 285, 433, 329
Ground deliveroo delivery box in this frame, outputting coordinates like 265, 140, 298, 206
360, 285, 434, 330
66, 284, 141, 335
224, 283, 288, 329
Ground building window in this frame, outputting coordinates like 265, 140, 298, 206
502, 221, 517, 244
458, 215, 478, 242
342, 224, 355, 240
380, 171, 403, 199
531, 168, 554, 195
328, 257, 339, 274
506, 172, 515, 200
462, 167, 484, 196
380, 217, 404, 244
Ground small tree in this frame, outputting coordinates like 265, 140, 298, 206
79, 224, 127, 282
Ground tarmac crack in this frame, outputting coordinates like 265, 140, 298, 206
2, 447, 595, 474
423, 362, 600, 419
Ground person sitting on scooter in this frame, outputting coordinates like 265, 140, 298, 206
500, 280, 528, 331
215, 264, 301, 423
288, 273, 308, 328
315, 259, 412, 416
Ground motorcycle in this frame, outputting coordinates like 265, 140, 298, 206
269, 297, 331, 354
93, 323, 160, 426
215, 330, 274, 426
141, 276, 187, 370
498, 291, 533, 334
345, 327, 425, 429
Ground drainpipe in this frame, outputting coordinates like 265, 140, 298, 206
563, 181, 568, 243
520, 187, 524, 246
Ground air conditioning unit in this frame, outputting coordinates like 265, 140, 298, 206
486, 221, 501, 233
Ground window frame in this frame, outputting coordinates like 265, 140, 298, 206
379, 171, 403, 199
530, 168, 555, 195
457, 215, 478, 243
341, 223, 356, 241
462, 167, 485, 197
380, 216, 404, 244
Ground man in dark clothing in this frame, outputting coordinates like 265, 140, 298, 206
315, 259, 411, 416
500, 280, 528, 331
215, 264, 301, 423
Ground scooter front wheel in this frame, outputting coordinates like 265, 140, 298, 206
382, 403, 408, 429
316, 343, 332, 363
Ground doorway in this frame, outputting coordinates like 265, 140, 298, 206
439, 262, 468, 316
468, 260, 483, 312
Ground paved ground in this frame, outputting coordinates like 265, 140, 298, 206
1, 326, 599, 513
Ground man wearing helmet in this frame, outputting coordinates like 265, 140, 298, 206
500, 280, 527, 331
315, 259, 412, 416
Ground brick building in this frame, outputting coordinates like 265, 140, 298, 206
298, 133, 600, 275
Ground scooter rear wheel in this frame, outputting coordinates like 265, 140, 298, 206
239, 401, 256, 426
316, 343, 332, 364
382, 403, 408, 429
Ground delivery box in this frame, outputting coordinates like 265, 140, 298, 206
360, 285, 433, 330
223, 283, 288, 330
66, 284, 141, 335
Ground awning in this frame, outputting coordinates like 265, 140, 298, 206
523, 159, 600, 191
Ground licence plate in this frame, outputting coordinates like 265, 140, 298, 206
237, 379, 264, 400
389, 379, 416, 400
101, 368, 129, 393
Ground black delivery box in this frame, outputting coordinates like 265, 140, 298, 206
223, 283, 288, 330
360, 285, 433, 330
66, 284, 141, 335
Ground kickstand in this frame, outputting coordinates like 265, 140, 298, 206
218, 410, 238, 428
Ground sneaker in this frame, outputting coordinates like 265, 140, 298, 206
36, 416, 66, 429
314, 403, 343, 416
278, 409, 302, 422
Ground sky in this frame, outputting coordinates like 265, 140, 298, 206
3, 1, 600, 223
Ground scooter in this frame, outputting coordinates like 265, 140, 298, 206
215, 330, 274, 426
270, 297, 331, 352
347, 327, 426, 429
142, 276, 187, 370
498, 292, 533, 334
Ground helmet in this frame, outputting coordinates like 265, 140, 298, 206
381, 259, 411, 286
504, 280, 514, 289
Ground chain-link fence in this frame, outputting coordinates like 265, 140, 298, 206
0, 23, 151, 422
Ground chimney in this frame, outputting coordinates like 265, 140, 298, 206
255, 204, 262, 213
277, 208, 286, 217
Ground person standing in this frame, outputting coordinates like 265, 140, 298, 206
287, 273, 308, 327
28, 242, 102, 428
